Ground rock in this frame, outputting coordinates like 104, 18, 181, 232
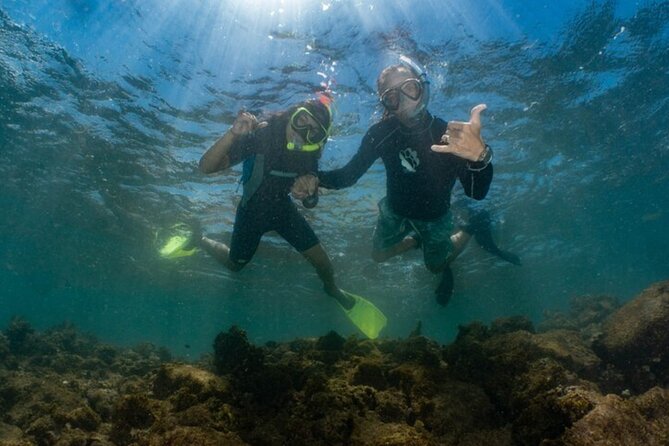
352, 360, 388, 390
147, 426, 248, 446
534, 330, 601, 378
0, 333, 9, 361
153, 364, 228, 401
593, 281, 669, 391
560, 387, 669, 445
0, 422, 23, 443
213, 326, 264, 376
540, 294, 619, 333
417, 380, 498, 441
381, 336, 443, 368
316, 331, 346, 351
490, 316, 535, 335
594, 281, 669, 366
352, 419, 432, 446
4, 317, 36, 355
314, 331, 346, 364
65, 405, 101, 431
113, 394, 154, 428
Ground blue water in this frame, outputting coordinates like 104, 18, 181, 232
1, 0, 668, 358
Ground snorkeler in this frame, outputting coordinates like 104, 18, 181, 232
170, 98, 386, 339
293, 57, 520, 306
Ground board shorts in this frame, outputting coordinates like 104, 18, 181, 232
372, 197, 454, 269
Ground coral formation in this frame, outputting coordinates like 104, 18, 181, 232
0, 280, 668, 445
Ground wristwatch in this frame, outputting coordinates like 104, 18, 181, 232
467, 144, 493, 171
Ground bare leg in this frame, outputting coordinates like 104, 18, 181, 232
301, 244, 354, 309
427, 229, 472, 273
372, 236, 419, 263
199, 236, 245, 272
445, 229, 472, 266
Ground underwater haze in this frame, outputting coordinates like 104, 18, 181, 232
1, 0, 668, 358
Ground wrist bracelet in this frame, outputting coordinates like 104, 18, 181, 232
466, 144, 492, 171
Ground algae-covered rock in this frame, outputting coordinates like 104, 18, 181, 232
534, 330, 601, 378
540, 294, 619, 333
148, 426, 248, 446
352, 360, 388, 390
4, 317, 36, 355
490, 315, 535, 335
110, 393, 155, 445
352, 419, 433, 446
0, 422, 25, 445
416, 380, 499, 442
213, 326, 264, 376
153, 363, 228, 400
594, 281, 669, 368
64, 405, 101, 431
560, 388, 669, 445
0, 333, 9, 361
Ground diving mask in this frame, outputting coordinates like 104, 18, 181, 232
287, 106, 331, 152
380, 78, 423, 111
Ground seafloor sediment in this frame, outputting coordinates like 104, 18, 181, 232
1, 280, 668, 446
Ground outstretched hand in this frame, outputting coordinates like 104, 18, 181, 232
291, 173, 319, 201
231, 110, 268, 136
431, 104, 487, 162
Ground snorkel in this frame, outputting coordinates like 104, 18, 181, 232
398, 55, 430, 121
285, 94, 333, 208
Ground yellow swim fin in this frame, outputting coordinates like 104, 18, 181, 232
339, 290, 387, 339
157, 224, 199, 259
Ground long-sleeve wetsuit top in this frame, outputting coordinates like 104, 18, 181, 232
318, 113, 493, 221
227, 118, 320, 207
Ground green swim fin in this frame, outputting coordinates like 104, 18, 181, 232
157, 224, 199, 259
339, 290, 387, 339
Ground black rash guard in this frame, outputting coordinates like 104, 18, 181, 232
318, 114, 493, 221
223, 118, 323, 259
228, 119, 320, 206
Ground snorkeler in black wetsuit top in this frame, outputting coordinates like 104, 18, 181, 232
193, 98, 388, 339
293, 56, 520, 306
196, 100, 352, 302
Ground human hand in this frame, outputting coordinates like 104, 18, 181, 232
291, 174, 319, 201
431, 104, 487, 162
230, 110, 268, 137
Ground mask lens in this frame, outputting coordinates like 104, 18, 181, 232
290, 107, 329, 147
381, 89, 401, 110
400, 79, 422, 100
305, 127, 326, 144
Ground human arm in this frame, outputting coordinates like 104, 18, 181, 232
199, 111, 267, 174
459, 158, 493, 199
317, 131, 381, 189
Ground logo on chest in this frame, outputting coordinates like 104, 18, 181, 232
399, 148, 420, 173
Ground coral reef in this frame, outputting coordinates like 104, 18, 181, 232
0, 280, 668, 445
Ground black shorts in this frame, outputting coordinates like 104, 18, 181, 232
228, 198, 319, 265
